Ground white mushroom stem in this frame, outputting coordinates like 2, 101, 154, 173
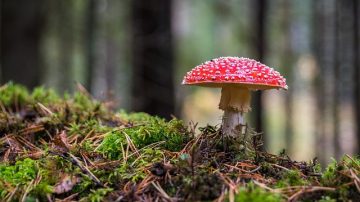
219, 86, 251, 138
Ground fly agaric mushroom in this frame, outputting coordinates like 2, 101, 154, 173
182, 57, 287, 138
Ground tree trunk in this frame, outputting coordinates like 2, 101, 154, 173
281, 0, 294, 154
313, 0, 337, 165
0, 0, 45, 88
333, 0, 357, 158
85, 0, 96, 92
57, 0, 75, 92
313, 0, 326, 166
131, 0, 175, 119
251, 0, 267, 147
333, 0, 340, 159
354, 0, 360, 155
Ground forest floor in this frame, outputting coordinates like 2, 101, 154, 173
0, 83, 359, 202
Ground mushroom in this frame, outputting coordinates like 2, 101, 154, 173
182, 57, 287, 138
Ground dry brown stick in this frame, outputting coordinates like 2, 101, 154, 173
66, 153, 104, 187
350, 169, 360, 192
80, 129, 95, 144
151, 181, 173, 202
271, 163, 290, 172
253, 180, 279, 193
345, 154, 360, 170
16, 136, 41, 151
37, 102, 54, 115
123, 132, 140, 157
136, 175, 155, 194
287, 186, 336, 201
5, 185, 18, 202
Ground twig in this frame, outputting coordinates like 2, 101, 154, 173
345, 154, 360, 170
80, 129, 95, 144
287, 186, 336, 201
253, 180, 278, 193
123, 131, 140, 157
271, 163, 290, 171
350, 169, 360, 192
248, 166, 261, 173
55, 152, 104, 187
5, 185, 18, 202
151, 182, 173, 201
37, 102, 54, 115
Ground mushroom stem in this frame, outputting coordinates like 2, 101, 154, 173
222, 110, 245, 138
219, 86, 251, 138
219, 86, 251, 112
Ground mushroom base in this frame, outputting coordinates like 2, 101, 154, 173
222, 110, 246, 138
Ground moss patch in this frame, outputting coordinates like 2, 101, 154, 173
0, 83, 359, 201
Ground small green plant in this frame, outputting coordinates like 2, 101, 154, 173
0, 158, 38, 197
317, 196, 337, 202
98, 113, 188, 160
0, 82, 30, 107
31, 86, 60, 104
233, 183, 284, 202
0, 158, 37, 186
276, 170, 309, 188
109, 148, 164, 183
321, 159, 338, 186
81, 188, 113, 202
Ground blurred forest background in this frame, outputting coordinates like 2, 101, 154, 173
0, 0, 359, 166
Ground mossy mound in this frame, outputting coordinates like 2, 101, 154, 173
0, 82, 359, 202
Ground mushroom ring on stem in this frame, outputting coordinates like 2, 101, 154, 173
182, 57, 288, 138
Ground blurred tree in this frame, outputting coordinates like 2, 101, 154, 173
313, 0, 337, 164
131, 0, 174, 119
354, 0, 360, 155
57, 0, 75, 92
333, 0, 340, 159
85, 0, 96, 92
280, 0, 295, 154
251, 0, 267, 140
334, 0, 357, 158
0, 0, 45, 88
314, 0, 358, 160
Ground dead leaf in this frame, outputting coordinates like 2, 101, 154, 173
53, 174, 79, 194
52, 131, 70, 153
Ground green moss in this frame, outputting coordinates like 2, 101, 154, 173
72, 175, 94, 194
125, 117, 187, 150
110, 148, 164, 183
98, 114, 188, 160
31, 86, 60, 104
276, 170, 309, 188
0, 82, 30, 107
82, 188, 113, 202
72, 91, 102, 114
317, 196, 336, 202
0, 158, 37, 186
68, 119, 110, 136
233, 183, 284, 202
118, 111, 154, 122
0, 158, 40, 198
96, 130, 125, 159
1, 83, 360, 201
321, 159, 338, 186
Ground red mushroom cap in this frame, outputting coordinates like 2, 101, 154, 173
182, 57, 288, 90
